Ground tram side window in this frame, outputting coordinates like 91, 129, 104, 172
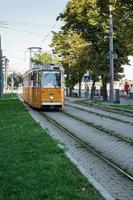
29, 72, 39, 87
23, 77, 26, 87
56, 73, 61, 87
38, 71, 42, 87
29, 74, 33, 87
23, 76, 29, 87
33, 72, 38, 87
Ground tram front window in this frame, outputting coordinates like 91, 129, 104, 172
42, 72, 61, 88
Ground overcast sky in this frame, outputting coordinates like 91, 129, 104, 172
0, 0, 133, 80
0, 0, 68, 73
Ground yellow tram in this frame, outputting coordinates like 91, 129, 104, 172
23, 64, 64, 109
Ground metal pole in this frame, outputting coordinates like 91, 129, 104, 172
0, 35, 3, 97
109, 1, 114, 102
11, 73, 14, 93
3, 57, 9, 93
3, 56, 5, 93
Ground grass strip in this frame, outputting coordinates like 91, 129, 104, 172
110, 104, 133, 111
78, 99, 133, 112
77, 101, 133, 117
0, 94, 104, 200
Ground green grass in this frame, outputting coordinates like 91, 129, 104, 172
78, 99, 133, 111
1, 93, 17, 99
0, 94, 104, 200
110, 104, 133, 110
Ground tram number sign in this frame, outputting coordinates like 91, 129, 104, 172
42, 65, 54, 71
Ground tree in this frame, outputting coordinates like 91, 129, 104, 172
51, 30, 91, 97
97, 0, 133, 54
58, 0, 132, 100
7, 73, 22, 89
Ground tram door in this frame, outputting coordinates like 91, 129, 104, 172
33, 71, 41, 108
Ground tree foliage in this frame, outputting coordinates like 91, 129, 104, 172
32, 52, 60, 65
57, 0, 132, 100
51, 30, 91, 96
7, 73, 22, 88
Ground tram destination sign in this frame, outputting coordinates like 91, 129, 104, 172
33, 64, 61, 71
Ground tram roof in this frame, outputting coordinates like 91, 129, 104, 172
23, 64, 64, 77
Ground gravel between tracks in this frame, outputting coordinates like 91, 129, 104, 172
65, 101, 133, 124
64, 104, 133, 141
44, 111, 133, 177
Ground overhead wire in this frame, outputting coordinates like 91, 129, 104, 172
39, 2, 67, 47
1, 2, 67, 63
39, 21, 59, 46
0, 20, 51, 27
0, 25, 42, 35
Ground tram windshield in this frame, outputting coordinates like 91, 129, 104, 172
42, 71, 61, 88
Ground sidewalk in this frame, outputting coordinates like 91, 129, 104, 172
120, 97, 133, 105
65, 96, 133, 105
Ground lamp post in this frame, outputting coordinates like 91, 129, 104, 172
109, 1, 114, 102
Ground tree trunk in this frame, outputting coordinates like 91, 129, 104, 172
69, 87, 73, 96
90, 80, 96, 100
102, 77, 108, 101
78, 80, 81, 98
78, 71, 82, 98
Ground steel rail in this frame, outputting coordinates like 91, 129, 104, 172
63, 104, 133, 144
65, 102, 133, 126
41, 111, 133, 182
78, 102, 133, 118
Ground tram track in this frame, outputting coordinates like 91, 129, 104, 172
41, 111, 133, 182
76, 100, 133, 118
65, 101, 133, 125
65, 101, 133, 126
40, 110, 133, 178
63, 103, 133, 144
24, 102, 133, 200
62, 107, 133, 144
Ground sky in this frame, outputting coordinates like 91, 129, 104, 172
0, 0, 133, 80
0, 0, 68, 73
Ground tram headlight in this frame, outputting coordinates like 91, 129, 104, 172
49, 94, 54, 100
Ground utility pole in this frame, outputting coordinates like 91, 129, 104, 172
11, 73, 14, 93
0, 35, 3, 97
109, 1, 114, 102
3, 56, 9, 93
